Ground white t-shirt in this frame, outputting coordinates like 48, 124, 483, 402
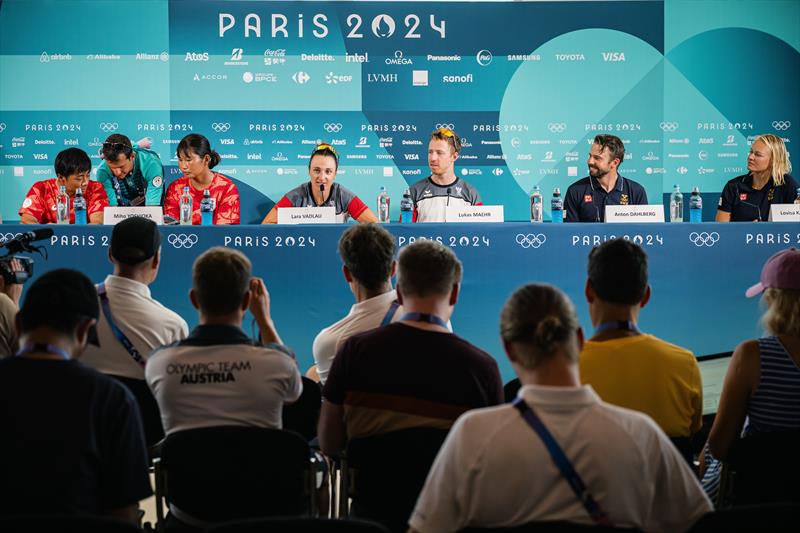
410, 384, 712, 533
313, 290, 401, 385
80, 275, 188, 379
145, 325, 302, 435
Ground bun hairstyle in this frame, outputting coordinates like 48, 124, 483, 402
177, 134, 221, 169
310, 143, 339, 170
500, 284, 579, 368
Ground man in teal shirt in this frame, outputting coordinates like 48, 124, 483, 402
96, 134, 164, 206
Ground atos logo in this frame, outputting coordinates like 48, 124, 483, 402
184, 52, 209, 61
602, 52, 626, 61
404, 154, 419, 160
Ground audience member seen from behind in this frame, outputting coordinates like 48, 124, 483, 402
96, 133, 165, 207
0, 260, 23, 357
0, 269, 151, 523
716, 134, 799, 222
80, 217, 188, 447
19, 147, 109, 224
163, 134, 240, 224
261, 144, 378, 224
409, 284, 712, 533
319, 240, 502, 456
579, 239, 702, 440
146, 247, 301, 436
702, 248, 800, 494
312, 223, 400, 385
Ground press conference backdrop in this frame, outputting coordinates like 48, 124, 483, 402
1, 223, 796, 381
1, 1, 798, 223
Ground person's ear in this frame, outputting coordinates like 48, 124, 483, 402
241, 289, 251, 311
576, 326, 585, 352
342, 265, 353, 283
152, 248, 161, 270
640, 285, 651, 309
395, 283, 404, 306
56, 175, 67, 186
75, 318, 96, 351
449, 283, 460, 306
389, 260, 397, 279
585, 279, 595, 304
189, 288, 199, 310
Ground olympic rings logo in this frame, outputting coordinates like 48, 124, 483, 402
0, 233, 22, 244
515, 233, 547, 249
659, 121, 679, 132
689, 231, 719, 247
0, 123, 6, 133
547, 123, 566, 133
772, 121, 791, 131
211, 122, 231, 133
435, 123, 455, 130
323, 123, 343, 133
99, 122, 118, 132
168, 233, 199, 249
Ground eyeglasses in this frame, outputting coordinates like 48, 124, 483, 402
314, 144, 337, 155
102, 142, 131, 151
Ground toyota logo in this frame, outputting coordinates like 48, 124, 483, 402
0, 123, 6, 133
323, 123, 343, 133
211, 122, 231, 133
515, 233, 547, 249
99, 122, 118, 133
689, 231, 719, 247
0, 232, 22, 244
772, 121, 791, 131
168, 233, 199, 249
659, 121, 679, 132
435, 123, 455, 130
547, 122, 566, 133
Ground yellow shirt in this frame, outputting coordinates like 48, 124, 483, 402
579, 334, 702, 438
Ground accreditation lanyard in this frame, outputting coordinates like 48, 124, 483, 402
96, 283, 147, 368
594, 320, 640, 335
380, 301, 400, 327
16, 343, 71, 360
398, 312, 448, 329
513, 398, 614, 527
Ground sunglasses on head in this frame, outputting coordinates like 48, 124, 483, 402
103, 142, 131, 151
314, 144, 337, 155
436, 127, 455, 138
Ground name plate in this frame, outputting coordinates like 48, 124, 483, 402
277, 206, 336, 224
103, 206, 164, 225
605, 204, 665, 223
445, 205, 504, 223
768, 204, 800, 222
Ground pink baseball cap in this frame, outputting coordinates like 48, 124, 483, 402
745, 248, 800, 298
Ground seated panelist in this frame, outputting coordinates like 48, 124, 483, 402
261, 144, 377, 224
163, 134, 240, 225
564, 135, 648, 222
716, 134, 798, 222
19, 148, 108, 225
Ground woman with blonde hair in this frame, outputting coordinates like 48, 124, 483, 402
702, 248, 800, 499
716, 134, 799, 221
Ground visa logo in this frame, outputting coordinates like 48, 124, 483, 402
33, 153, 48, 160
220, 139, 235, 145
602, 52, 626, 61
404, 154, 419, 160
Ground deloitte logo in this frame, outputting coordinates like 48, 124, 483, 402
476, 50, 492, 66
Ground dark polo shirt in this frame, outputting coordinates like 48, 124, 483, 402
565, 175, 648, 222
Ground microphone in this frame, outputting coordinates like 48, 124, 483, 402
2, 228, 54, 254
319, 184, 325, 206
740, 200, 763, 221
446, 187, 452, 207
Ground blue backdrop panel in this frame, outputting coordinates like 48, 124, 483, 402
2, 222, 795, 381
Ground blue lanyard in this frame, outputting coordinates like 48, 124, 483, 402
398, 312, 448, 329
594, 320, 640, 335
16, 343, 71, 360
96, 283, 147, 367
380, 300, 400, 327
513, 398, 613, 527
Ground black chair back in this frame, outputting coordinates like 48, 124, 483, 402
461, 521, 640, 532
346, 427, 449, 532
725, 429, 800, 506
282, 376, 322, 442
689, 502, 800, 532
159, 426, 311, 523
207, 516, 390, 533
0, 514, 142, 532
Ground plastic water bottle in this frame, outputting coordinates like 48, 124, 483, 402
73, 187, 87, 225
551, 187, 563, 223
56, 185, 70, 224
689, 186, 703, 223
200, 189, 214, 226
529, 185, 543, 223
794, 187, 800, 204
179, 186, 193, 225
670, 184, 683, 222
377, 186, 390, 223
400, 188, 413, 224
